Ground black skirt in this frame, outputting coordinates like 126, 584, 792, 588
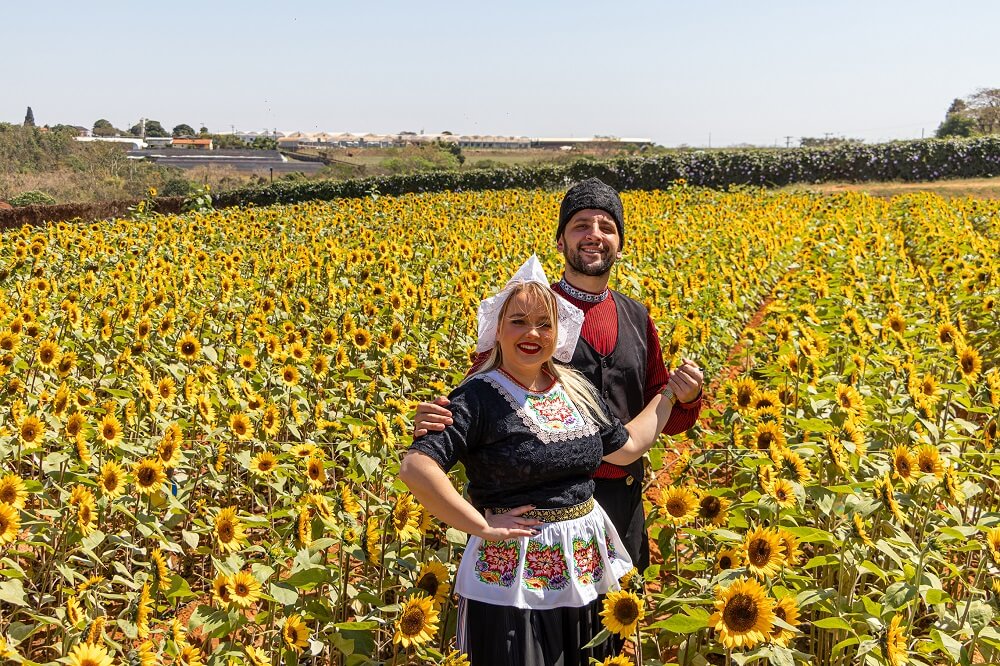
457, 596, 625, 666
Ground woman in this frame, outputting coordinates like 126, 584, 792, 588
400, 256, 678, 665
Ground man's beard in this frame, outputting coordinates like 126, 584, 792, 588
565, 245, 616, 276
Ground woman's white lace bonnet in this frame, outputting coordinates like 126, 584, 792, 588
475, 255, 584, 363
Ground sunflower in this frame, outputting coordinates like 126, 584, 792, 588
914, 444, 943, 478
229, 570, 263, 608
415, 561, 452, 606
212, 573, 233, 606
838, 419, 866, 455
238, 353, 257, 372
757, 464, 775, 494
136, 581, 152, 638
340, 484, 362, 518
156, 427, 183, 468
214, 507, 247, 552
600, 589, 645, 638
177, 333, 201, 362
835, 383, 865, 419
697, 493, 730, 526
305, 455, 326, 488
729, 376, 759, 412
65, 412, 90, 444
657, 485, 699, 526
280, 364, 299, 386
826, 435, 849, 475
393, 594, 440, 647
392, 493, 422, 542
96, 412, 123, 448
0, 474, 27, 509
150, 547, 170, 590
133, 458, 166, 495
890, 445, 918, 487
852, 513, 875, 548
244, 646, 270, 666
937, 322, 959, 346
400, 354, 418, 373
36, 339, 60, 369
874, 475, 906, 523
780, 449, 812, 483
77, 494, 96, 535
985, 527, 1000, 564
708, 577, 774, 650
716, 547, 741, 572
352, 328, 372, 350
942, 466, 965, 503
66, 595, 83, 626
65, 642, 114, 666
157, 376, 176, 402
957, 344, 982, 382
742, 526, 785, 578
261, 404, 281, 436
363, 515, 382, 564
19, 414, 44, 445
250, 451, 278, 476
441, 650, 472, 666
177, 644, 203, 666
768, 479, 798, 509
282, 614, 310, 651
0, 502, 20, 545
885, 310, 906, 335
136, 641, 157, 666
883, 615, 909, 666
229, 412, 253, 440
770, 596, 801, 647
777, 528, 802, 566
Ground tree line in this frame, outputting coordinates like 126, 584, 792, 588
936, 88, 1000, 138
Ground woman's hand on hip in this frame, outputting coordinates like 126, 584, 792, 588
480, 505, 541, 540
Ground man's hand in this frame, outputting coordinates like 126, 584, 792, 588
412, 396, 453, 438
481, 506, 541, 540
670, 358, 704, 404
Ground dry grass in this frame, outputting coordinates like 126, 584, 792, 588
784, 176, 1000, 200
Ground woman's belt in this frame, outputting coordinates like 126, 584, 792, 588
488, 497, 595, 523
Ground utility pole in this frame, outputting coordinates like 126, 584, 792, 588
708, 132, 711, 148
785, 135, 794, 148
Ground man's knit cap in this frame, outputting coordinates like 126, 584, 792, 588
556, 178, 625, 247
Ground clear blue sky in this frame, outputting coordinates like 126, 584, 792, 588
4, 0, 998, 147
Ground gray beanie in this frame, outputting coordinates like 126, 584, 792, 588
556, 178, 625, 247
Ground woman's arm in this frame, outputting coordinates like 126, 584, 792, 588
399, 451, 540, 540
602, 377, 681, 466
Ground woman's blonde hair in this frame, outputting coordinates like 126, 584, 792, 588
466, 281, 608, 425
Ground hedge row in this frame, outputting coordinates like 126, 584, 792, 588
213, 136, 1000, 208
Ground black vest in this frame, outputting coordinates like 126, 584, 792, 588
570, 291, 649, 482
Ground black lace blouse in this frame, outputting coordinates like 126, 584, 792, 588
408, 370, 629, 511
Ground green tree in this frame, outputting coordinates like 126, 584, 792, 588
936, 113, 977, 138
93, 119, 119, 137
24, 107, 35, 127
129, 120, 169, 138
172, 124, 196, 138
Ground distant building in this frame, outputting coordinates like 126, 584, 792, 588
74, 136, 146, 149
145, 137, 173, 148
172, 138, 213, 150
267, 129, 654, 151
530, 137, 654, 150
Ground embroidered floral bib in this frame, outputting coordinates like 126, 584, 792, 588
484, 371, 599, 444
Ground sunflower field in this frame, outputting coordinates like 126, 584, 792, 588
0, 185, 997, 666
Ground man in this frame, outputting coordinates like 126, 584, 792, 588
414, 177, 703, 572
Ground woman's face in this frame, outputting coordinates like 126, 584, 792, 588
497, 289, 556, 376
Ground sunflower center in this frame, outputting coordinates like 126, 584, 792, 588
259, 460, 274, 471
218, 522, 234, 541
138, 468, 155, 485
417, 573, 439, 597
722, 593, 759, 632
104, 473, 118, 489
700, 496, 721, 518
400, 606, 427, 636
719, 555, 733, 570
961, 355, 975, 373
103, 425, 116, 439
896, 458, 911, 476
182, 342, 195, 355
613, 598, 640, 625
234, 582, 249, 596
0, 487, 13, 503
665, 498, 689, 517
749, 539, 772, 565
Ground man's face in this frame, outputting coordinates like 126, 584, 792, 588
557, 208, 621, 277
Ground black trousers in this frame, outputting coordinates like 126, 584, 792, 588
593, 476, 649, 572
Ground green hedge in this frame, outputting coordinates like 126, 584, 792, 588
212, 137, 1000, 207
